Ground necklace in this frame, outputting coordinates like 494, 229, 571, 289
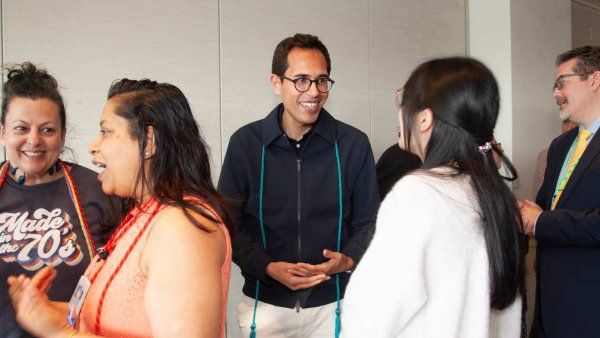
7, 160, 62, 185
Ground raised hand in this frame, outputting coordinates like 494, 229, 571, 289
7, 266, 73, 338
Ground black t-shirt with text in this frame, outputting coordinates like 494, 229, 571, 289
0, 163, 122, 338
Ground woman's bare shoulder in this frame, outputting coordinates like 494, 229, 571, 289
141, 204, 227, 276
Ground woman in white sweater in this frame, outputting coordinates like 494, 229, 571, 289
342, 57, 525, 338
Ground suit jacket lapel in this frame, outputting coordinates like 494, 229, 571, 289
556, 131, 600, 208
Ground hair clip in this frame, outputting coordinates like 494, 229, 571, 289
478, 141, 493, 154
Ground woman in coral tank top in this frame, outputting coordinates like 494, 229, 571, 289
7, 79, 233, 338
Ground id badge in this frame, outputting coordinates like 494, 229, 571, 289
67, 275, 91, 327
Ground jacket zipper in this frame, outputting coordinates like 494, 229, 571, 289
295, 157, 302, 313
293, 132, 312, 313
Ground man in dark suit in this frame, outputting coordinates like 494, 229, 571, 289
520, 45, 600, 338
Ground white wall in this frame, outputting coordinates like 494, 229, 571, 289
370, 0, 466, 159
467, 0, 513, 159
511, 0, 571, 201
2, 0, 222, 176
467, 0, 571, 202
468, 0, 571, 332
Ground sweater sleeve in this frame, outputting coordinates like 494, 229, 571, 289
341, 177, 430, 337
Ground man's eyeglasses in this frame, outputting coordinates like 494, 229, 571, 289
553, 73, 589, 91
281, 76, 335, 93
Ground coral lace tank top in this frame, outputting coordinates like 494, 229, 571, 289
78, 198, 232, 337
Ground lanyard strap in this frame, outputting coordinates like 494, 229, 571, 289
250, 142, 343, 338
333, 141, 342, 338
62, 162, 96, 257
551, 132, 589, 208
0, 163, 9, 188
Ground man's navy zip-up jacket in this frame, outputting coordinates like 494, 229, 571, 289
218, 104, 379, 308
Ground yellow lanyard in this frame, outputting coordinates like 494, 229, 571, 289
551, 129, 591, 210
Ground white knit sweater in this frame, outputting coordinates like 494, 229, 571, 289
341, 170, 521, 338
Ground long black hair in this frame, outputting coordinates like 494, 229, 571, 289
107, 78, 233, 233
401, 57, 524, 309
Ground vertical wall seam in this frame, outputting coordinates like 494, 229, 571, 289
1, 0, 5, 161
368, 0, 373, 141
0, 0, 3, 78
507, 0, 513, 161
465, 0, 470, 55
218, 0, 224, 167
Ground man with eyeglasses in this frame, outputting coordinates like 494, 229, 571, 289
519, 45, 600, 338
218, 33, 378, 337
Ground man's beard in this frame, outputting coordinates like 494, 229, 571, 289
559, 108, 571, 122
556, 96, 571, 122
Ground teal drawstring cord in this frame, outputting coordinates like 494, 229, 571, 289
333, 141, 343, 338
249, 145, 267, 338
250, 142, 343, 338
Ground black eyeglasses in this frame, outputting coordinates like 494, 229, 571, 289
281, 76, 335, 93
553, 73, 589, 91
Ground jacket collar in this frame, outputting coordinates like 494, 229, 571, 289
261, 103, 337, 146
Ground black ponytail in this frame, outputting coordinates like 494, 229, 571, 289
401, 57, 524, 309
